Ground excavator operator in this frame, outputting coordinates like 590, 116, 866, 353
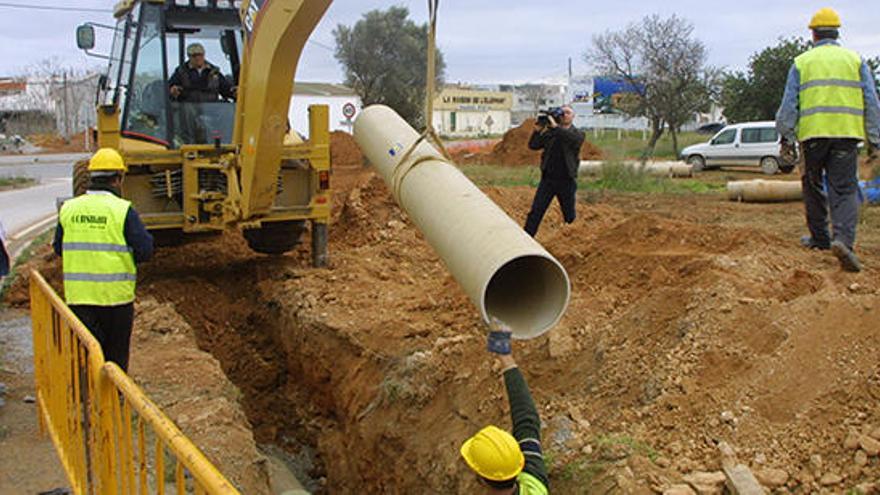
169, 43, 236, 102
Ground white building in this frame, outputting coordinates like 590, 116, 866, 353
288, 82, 361, 138
432, 86, 513, 137
501, 83, 567, 126
0, 74, 100, 137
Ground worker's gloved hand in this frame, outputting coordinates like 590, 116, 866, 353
779, 139, 798, 165
487, 317, 512, 355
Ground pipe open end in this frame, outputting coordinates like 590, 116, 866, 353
483, 255, 571, 339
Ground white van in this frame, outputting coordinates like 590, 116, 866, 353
680, 121, 793, 175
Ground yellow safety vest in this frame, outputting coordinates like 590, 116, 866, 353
517, 472, 549, 495
59, 192, 137, 306
795, 44, 866, 141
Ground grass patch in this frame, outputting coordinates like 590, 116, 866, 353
0, 176, 36, 190
0, 228, 54, 304
546, 450, 608, 490
581, 162, 724, 195
458, 164, 540, 188
595, 433, 658, 461
458, 162, 725, 196
588, 130, 707, 161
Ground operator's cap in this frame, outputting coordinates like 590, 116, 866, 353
187, 43, 205, 56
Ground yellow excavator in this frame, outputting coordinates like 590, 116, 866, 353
75, 0, 332, 265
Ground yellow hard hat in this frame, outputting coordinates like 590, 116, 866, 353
460, 425, 524, 481
88, 148, 127, 173
809, 7, 841, 29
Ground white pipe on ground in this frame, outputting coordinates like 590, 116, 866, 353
354, 105, 570, 339
578, 160, 693, 178
727, 179, 802, 202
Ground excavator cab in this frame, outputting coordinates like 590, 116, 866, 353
104, 2, 240, 148
76, 0, 332, 265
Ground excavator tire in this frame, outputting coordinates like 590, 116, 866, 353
73, 159, 90, 196
243, 220, 306, 255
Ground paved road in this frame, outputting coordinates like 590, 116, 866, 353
0, 153, 81, 247
0, 153, 85, 181
0, 179, 70, 239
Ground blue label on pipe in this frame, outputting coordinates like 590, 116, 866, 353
388, 143, 403, 157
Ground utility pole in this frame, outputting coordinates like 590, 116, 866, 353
62, 71, 70, 137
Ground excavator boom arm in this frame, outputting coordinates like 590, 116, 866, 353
233, 0, 332, 218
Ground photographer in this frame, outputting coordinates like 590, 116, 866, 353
524, 105, 584, 237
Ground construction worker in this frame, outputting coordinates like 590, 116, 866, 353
460, 318, 549, 494
524, 105, 584, 237
53, 148, 153, 371
776, 7, 880, 272
169, 43, 236, 103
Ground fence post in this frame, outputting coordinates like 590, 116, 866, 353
93, 352, 119, 493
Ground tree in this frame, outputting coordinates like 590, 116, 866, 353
589, 15, 718, 158
333, 7, 445, 129
867, 57, 880, 93
519, 84, 549, 115
720, 38, 810, 123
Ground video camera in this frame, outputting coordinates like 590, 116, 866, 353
536, 106, 565, 126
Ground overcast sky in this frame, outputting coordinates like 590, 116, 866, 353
2, 1, 878, 84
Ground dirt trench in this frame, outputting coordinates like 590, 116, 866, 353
137, 233, 476, 493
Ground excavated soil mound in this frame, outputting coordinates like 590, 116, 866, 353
487, 118, 603, 166
7, 165, 880, 493
329, 131, 363, 169
28, 132, 93, 153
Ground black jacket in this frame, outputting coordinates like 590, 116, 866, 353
168, 62, 235, 103
528, 125, 585, 180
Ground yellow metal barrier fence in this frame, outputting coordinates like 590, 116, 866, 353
30, 270, 241, 495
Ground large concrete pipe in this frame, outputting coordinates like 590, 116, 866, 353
727, 179, 802, 202
354, 105, 570, 338
579, 160, 693, 178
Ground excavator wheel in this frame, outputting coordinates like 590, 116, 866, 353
243, 220, 306, 255
72, 159, 90, 196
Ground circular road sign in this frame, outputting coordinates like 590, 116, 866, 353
342, 102, 357, 119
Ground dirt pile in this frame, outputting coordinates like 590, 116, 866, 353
329, 131, 363, 169
132, 174, 879, 492
486, 118, 603, 166
28, 132, 93, 153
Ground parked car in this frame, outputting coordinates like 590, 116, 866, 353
680, 121, 794, 175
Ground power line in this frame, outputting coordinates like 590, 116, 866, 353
0, 1, 108, 13
307, 39, 335, 52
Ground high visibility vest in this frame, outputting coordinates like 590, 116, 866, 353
795, 44, 866, 141
60, 192, 136, 306
517, 472, 549, 495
